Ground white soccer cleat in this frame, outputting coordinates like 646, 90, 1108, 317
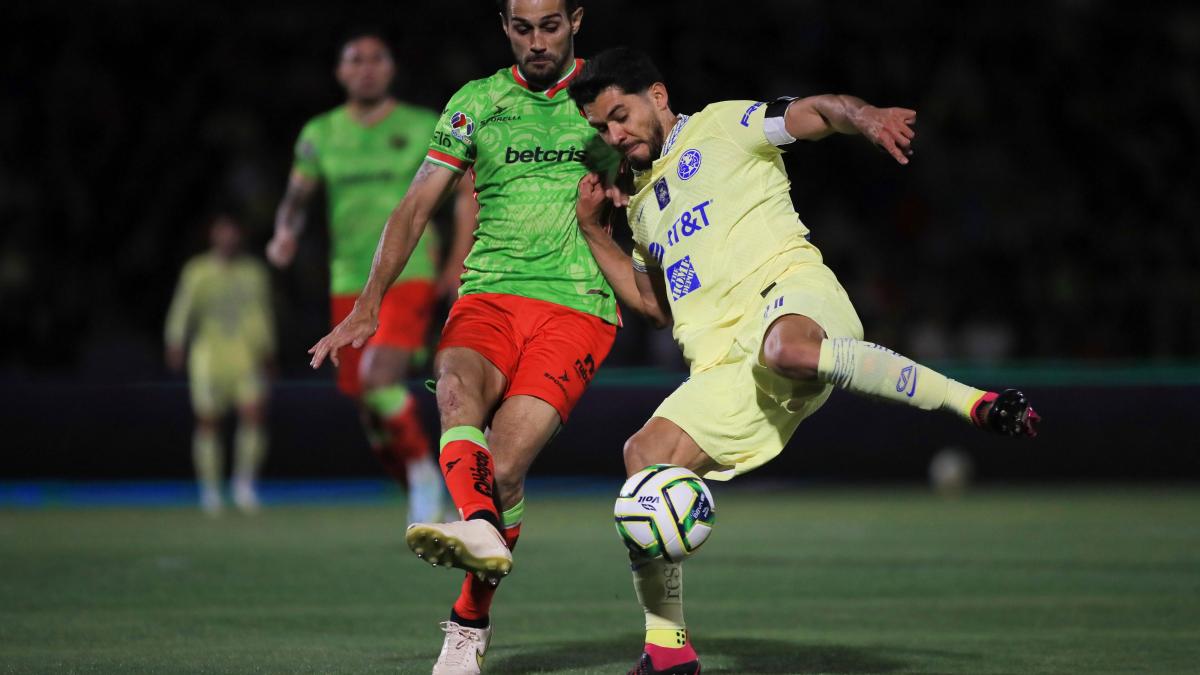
431, 621, 491, 674
200, 486, 223, 517
406, 519, 513, 583
231, 478, 261, 515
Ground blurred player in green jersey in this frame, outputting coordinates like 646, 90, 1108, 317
308, 2, 617, 672
166, 215, 274, 516
571, 48, 1040, 675
269, 31, 459, 525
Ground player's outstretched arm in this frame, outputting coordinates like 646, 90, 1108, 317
576, 174, 672, 328
784, 95, 917, 165
268, 171, 318, 268
309, 161, 462, 368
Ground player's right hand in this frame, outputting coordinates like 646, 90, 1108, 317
266, 230, 298, 268
308, 306, 378, 369
576, 173, 613, 235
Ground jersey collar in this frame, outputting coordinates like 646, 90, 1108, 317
660, 114, 691, 158
511, 58, 583, 98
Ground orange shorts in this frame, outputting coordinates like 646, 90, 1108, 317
331, 279, 437, 397
437, 293, 617, 423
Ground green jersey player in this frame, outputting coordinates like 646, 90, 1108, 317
308, 2, 614, 672
268, 31, 457, 525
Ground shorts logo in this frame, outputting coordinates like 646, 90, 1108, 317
677, 149, 702, 180
666, 255, 701, 301
896, 365, 918, 397
741, 101, 765, 127
654, 177, 671, 210
449, 111, 475, 141
764, 295, 784, 319
648, 242, 665, 266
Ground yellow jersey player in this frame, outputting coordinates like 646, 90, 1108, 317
166, 215, 275, 516
569, 48, 1040, 675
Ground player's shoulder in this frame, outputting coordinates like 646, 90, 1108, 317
299, 105, 346, 137
392, 100, 439, 121
445, 67, 518, 108
693, 100, 764, 130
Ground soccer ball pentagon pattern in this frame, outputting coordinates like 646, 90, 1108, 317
614, 464, 716, 562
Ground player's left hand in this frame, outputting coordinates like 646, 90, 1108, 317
855, 106, 917, 165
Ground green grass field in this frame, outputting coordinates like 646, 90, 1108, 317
2, 485, 1198, 674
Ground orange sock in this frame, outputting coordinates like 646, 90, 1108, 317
386, 397, 432, 462
453, 522, 521, 622
439, 427, 499, 526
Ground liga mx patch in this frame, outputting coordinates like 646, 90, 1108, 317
449, 111, 475, 141
666, 255, 701, 300
654, 177, 671, 210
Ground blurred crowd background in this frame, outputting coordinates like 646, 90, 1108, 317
3, 0, 1198, 384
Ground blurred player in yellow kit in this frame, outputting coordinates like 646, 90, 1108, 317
166, 215, 275, 516
570, 48, 1040, 674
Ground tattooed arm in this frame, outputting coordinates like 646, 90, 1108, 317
309, 161, 463, 367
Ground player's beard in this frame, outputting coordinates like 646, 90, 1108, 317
521, 51, 571, 91
628, 124, 666, 171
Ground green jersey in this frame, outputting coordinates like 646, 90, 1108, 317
293, 102, 438, 295
424, 60, 618, 324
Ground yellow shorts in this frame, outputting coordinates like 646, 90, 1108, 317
188, 346, 266, 418
653, 263, 864, 480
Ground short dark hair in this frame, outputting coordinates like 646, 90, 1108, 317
496, 0, 579, 18
568, 47, 663, 106
338, 27, 392, 60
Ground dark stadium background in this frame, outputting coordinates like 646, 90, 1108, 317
2, 1, 1198, 482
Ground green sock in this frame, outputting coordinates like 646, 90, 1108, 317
363, 385, 410, 418
817, 338, 984, 420
631, 555, 687, 648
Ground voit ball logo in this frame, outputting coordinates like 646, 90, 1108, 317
449, 111, 475, 141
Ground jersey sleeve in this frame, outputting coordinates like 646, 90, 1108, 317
425, 83, 488, 174
246, 262, 276, 359
715, 98, 800, 157
630, 242, 659, 273
292, 119, 322, 179
164, 260, 198, 348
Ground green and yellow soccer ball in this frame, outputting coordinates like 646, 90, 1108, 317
614, 464, 716, 562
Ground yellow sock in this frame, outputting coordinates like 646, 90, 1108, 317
192, 429, 222, 492
817, 338, 984, 420
234, 423, 266, 483
631, 556, 687, 647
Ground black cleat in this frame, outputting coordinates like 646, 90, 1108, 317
973, 389, 1040, 438
628, 651, 701, 675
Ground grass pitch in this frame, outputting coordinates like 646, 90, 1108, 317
2, 485, 1198, 674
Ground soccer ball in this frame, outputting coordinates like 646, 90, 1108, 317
613, 464, 716, 562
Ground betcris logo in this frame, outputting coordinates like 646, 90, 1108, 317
504, 146, 587, 164
666, 256, 701, 301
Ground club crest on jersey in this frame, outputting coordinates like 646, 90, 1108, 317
666, 255, 701, 300
677, 149, 702, 180
449, 111, 475, 141
654, 177, 671, 210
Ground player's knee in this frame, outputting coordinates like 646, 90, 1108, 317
763, 332, 822, 381
623, 432, 665, 476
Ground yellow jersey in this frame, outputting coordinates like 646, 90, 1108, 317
165, 253, 275, 375
629, 99, 828, 372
